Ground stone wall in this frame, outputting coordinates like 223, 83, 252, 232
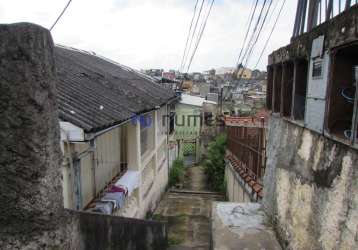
0, 22, 78, 249
263, 116, 358, 250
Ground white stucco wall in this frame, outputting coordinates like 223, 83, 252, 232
225, 163, 251, 203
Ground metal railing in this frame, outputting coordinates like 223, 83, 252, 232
226, 125, 266, 184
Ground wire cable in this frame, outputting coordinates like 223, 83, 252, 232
254, 0, 287, 69
50, 0, 73, 31
236, 0, 259, 67
179, 0, 200, 72
186, 0, 215, 72
182, 0, 206, 72
234, 0, 268, 82
224, 0, 273, 101
241, 0, 273, 71
238, 0, 270, 72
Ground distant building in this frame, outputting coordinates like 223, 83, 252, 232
142, 68, 163, 77
175, 94, 217, 165
215, 67, 235, 75
207, 92, 219, 103
191, 72, 203, 81
181, 80, 193, 92
162, 71, 176, 81
236, 67, 252, 79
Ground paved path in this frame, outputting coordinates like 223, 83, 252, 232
154, 166, 225, 250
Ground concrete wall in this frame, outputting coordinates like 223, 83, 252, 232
138, 108, 169, 218
74, 210, 167, 250
263, 116, 358, 250
225, 163, 252, 203
0, 22, 78, 250
62, 126, 123, 210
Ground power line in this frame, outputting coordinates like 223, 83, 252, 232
186, 0, 215, 72
241, 0, 274, 70
266, 0, 281, 26
50, 0, 73, 31
237, 0, 270, 71
181, 0, 206, 72
254, 0, 287, 69
179, 0, 199, 72
224, 0, 273, 101
236, 0, 259, 67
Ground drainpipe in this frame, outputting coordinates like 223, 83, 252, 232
70, 139, 97, 199
90, 139, 97, 198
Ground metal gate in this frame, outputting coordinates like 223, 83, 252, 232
182, 139, 197, 167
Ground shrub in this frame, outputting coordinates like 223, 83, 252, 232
204, 134, 227, 192
169, 159, 184, 187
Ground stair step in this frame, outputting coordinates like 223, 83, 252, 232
170, 188, 224, 196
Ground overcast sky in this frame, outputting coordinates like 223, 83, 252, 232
0, 0, 297, 72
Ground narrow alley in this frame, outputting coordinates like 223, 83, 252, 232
154, 166, 225, 250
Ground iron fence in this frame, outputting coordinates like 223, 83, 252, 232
227, 125, 266, 184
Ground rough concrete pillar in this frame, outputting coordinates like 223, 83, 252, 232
0, 23, 74, 248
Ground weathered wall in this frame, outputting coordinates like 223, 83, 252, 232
263, 116, 358, 250
269, 5, 358, 65
76, 211, 167, 250
0, 22, 78, 249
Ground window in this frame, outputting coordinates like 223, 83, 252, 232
327, 43, 358, 143
312, 60, 323, 79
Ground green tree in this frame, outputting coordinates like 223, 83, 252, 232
204, 134, 227, 192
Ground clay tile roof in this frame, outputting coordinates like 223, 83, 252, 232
248, 180, 256, 187
55, 45, 176, 132
253, 183, 263, 193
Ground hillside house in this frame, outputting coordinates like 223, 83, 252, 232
175, 94, 217, 165
56, 45, 178, 219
